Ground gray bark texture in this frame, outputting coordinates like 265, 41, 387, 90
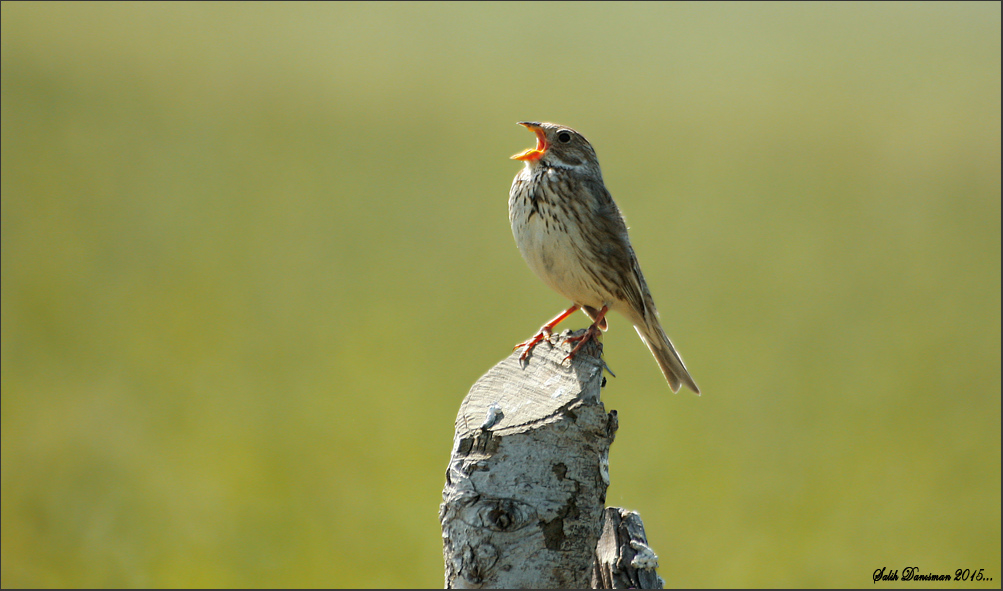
440, 329, 663, 589
591, 508, 664, 589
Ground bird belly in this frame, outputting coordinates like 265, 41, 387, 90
512, 206, 608, 310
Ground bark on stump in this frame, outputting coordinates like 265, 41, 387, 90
441, 329, 663, 589
592, 507, 664, 589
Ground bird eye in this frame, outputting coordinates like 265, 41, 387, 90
557, 131, 572, 143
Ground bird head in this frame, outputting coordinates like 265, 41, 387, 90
511, 122, 600, 173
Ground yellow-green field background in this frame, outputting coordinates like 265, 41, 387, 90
2, 2, 1000, 588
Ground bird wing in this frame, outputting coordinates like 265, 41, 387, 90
581, 177, 653, 326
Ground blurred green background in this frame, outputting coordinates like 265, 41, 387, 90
2, 2, 1000, 588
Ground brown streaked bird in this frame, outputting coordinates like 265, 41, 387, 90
509, 121, 700, 394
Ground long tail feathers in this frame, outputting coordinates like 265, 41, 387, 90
635, 322, 700, 394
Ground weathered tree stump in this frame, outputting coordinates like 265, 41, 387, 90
440, 329, 663, 589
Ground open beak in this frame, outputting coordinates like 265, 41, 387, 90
511, 122, 547, 161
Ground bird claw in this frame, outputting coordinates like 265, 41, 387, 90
514, 327, 553, 362
562, 325, 601, 362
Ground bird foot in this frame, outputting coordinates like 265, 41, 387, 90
562, 325, 602, 362
514, 327, 553, 362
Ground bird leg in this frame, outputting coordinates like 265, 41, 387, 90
515, 303, 581, 361
563, 305, 609, 362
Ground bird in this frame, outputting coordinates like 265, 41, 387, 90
508, 121, 700, 394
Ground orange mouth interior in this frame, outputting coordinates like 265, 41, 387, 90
511, 125, 547, 161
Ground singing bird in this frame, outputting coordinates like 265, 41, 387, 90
508, 122, 699, 394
